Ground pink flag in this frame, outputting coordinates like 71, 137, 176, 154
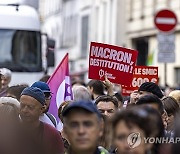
47, 53, 73, 130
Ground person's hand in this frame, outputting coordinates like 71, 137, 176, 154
103, 76, 113, 88
162, 110, 168, 130
130, 90, 139, 104
103, 76, 114, 96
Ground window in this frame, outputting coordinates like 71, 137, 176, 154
70, 60, 75, 72
166, 0, 170, 7
129, 0, 134, 21
81, 15, 89, 58
95, 6, 99, 40
103, 2, 107, 42
0, 29, 42, 72
153, 0, 157, 14
61, 0, 77, 48
133, 37, 149, 66
140, 0, 145, 19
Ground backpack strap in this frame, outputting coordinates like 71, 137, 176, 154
46, 112, 57, 127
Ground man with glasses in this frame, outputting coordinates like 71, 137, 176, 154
31, 81, 57, 128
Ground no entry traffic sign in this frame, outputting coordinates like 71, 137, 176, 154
154, 9, 177, 33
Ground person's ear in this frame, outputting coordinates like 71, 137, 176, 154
63, 123, 69, 136
88, 86, 93, 93
40, 105, 46, 114
61, 128, 68, 140
91, 87, 94, 93
63, 125, 67, 134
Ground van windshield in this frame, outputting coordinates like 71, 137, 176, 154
0, 29, 42, 72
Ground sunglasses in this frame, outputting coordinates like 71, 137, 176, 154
44, 93, 52, 100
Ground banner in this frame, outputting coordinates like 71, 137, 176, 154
122, 66, 158, 96
47, 53, 73, 130
89, 42, 138, 85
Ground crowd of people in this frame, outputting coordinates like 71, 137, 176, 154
0, 67, 180, 154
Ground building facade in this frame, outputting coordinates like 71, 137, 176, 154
40, 0, 180, 86
39, 0, 62, 49
126, 0, 180, 86
60, 0, 126, 82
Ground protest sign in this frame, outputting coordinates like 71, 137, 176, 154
122, 66, 158, 96
88, 42, 138, 85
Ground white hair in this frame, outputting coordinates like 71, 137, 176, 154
0, 97, 20, 108
0, 68, 12, 78
72, 85, 91, 101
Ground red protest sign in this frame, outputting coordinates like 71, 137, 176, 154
122, 66, 158, 96
88, 42, 138, 85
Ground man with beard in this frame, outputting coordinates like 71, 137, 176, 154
31, 81, 57, 128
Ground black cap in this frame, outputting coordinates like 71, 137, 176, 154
138, 82, 164, 98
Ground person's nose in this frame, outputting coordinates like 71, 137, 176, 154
1, 79, 5, 84
135, 93, 140, 99
134, 94, 140, 103
78, 124, 86, 135
104, 111, 109, 116
21, 106, 29, 113
166, 116, 169, 122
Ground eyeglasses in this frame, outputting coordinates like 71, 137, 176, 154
44, 93, 52, 100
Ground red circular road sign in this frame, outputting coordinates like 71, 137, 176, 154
154, 9, 177, 32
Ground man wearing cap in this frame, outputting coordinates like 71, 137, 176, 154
136, 82, 168, 131
31, 81, 57, 128
137, 82, 164, 101
0, 68, 12, 97
62, 100, 109, 154
20, 87, 64, 154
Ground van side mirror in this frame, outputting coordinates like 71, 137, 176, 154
47, 38, 55, 67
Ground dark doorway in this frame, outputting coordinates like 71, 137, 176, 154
133, 37, 149, 65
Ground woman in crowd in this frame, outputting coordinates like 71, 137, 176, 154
99, 114, 113, 150
172, 111, 180, 154
58, 100, 72, 152
0, 102, 21, 154
169, 90, 180, 106
162, 96, 179, 134
111, 106, 164, 154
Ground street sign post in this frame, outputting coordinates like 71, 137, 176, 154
154, 9, 177, 86
157, 33, 175, 63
